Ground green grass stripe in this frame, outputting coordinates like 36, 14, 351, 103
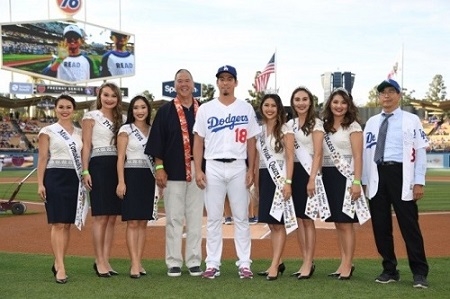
0, 253, 448, 299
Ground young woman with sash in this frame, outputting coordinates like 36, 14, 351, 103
321, 88, 364, 280
287, 86, 329, 279
37, 94, 82, 284
116, 95, 155, 279
82, 82, 123, 277
255, 94, 295, 281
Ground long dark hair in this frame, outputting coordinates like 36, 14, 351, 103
290, 86, 316, 136
322, 88, 360, 133
259, 94, 286, 153
124, 95, 151, 126
96, 82, 123, 144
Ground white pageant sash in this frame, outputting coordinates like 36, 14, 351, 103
125, 124, 158, 222
324, 133, 370, 224
257, 128, 298, 234
50, 123, 88, 230
92, 110, 116, 134
292, 123, 331, 221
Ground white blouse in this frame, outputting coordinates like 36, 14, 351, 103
118, 124, 150, 168
257, 124, 293, 169
287, 118, 324, 159
39, 124, 82, 169
323, 121, 362, 167
83, 110, 115, 149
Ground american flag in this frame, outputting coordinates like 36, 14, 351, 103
255, 53, 275, 92
386, 49, 402, 81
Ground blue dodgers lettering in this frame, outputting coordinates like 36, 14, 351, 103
207, 114, 249, 132
365, 132, 376, 148
417, 129, 428, 141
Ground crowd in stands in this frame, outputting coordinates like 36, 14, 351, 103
1, 121, 17, 149
423, 117, 450, 152
0, 116, 57, 151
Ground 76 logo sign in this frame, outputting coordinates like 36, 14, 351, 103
56, 0, 82, 16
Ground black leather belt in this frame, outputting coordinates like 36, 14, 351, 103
379, 161, 402, 166
213, 158, 236, 163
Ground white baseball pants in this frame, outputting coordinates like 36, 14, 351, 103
204, 159, 252, 269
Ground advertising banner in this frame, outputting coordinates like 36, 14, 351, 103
162, 80, 202, 98
9, 82, 34, 94
0, 153, 35, 170
426, 153, 445, 168
34, 84, 128, 97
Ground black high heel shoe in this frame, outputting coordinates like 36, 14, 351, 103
329, 265, 355, 278
328, 271, 340, 277
55, 274, 67, 284
109, 269, 119, 276
52, 264, 68, 281
52, 265, 67, 284
266, 274, 278, 281
278, 263, 286, 275
93, 263, 111, 278
258, 263, 286, 277
338, 265, 355, 280
298, 263, 315, 280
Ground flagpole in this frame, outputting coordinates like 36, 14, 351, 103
401, 43, 404, 107
274, 49, 277, 92
401, 43, 404, 91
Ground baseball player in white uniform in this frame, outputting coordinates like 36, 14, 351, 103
193, 65, 259, 279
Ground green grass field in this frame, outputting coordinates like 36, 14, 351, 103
1, 170, 449, 298
2, 169, 449, 212
0, 253, 449, 299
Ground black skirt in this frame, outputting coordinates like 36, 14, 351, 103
121, 168, 155, 221
89, 156, 121, 216
291, 162, 310, 219
44, 168, 78, 224
258, 169, 284, 225
322, 167, 358, 223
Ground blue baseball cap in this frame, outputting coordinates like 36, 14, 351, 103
216, 65, 237, 79
377, 79, 401, 93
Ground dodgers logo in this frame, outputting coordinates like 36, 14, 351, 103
365, 132, 377, 148
418, 129, 428, 141
207, 114, 249, 132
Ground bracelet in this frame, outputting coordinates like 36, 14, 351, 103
352, 180, 361, 185
155, 165, 164, 170
285, 179, 292, 184
81, 170, 89, 176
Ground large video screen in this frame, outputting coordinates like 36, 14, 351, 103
1, 18, 135, 84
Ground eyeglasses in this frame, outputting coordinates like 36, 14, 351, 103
378, 89, 398, 97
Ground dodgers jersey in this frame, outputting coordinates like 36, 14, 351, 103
193, 98, 259, 160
